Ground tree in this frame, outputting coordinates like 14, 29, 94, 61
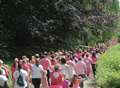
0, 0, 119, 56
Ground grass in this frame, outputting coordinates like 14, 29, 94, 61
4, 60, 13, 88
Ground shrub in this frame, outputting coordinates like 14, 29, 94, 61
96, 44, 120, 88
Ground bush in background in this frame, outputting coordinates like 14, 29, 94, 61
96, 44, 120, 88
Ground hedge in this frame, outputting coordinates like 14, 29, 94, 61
96, 44, 120, 88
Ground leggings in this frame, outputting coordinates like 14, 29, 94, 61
32, 78, 41, 88
92, 64, 96, 76
47, 70, 50, 85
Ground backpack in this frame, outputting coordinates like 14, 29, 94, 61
17, 71, 25, 87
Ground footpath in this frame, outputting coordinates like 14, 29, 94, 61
84, 78, 100, 88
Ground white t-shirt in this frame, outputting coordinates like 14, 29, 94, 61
61, 64, 70, 79
0, 68, 6, 75
0, 75, 7, 87
68, 65, 76, 78
13, 69, 28, 88
31, 64, 43, 78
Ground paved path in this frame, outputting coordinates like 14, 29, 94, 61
84, 78, 99, 88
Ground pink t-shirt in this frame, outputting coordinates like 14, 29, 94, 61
75, 61, 87, 75
91, 56, 97, 64
67, 60, 75, 67
50, 71, 63, 85
11, 63, 18, 74
11, 63, 18, 80
51, 59, 57, 66
40, 58, 51, 70
75, 52, 81, 59
50, 85, 63, 88
22, 63, 30, 72
27, 63, 32, 69
84, 57, 93, 75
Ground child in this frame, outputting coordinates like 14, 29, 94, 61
72, 75, 82, 88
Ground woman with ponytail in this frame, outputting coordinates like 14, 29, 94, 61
13, 63, 28, 88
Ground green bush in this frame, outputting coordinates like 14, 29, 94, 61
96, 44, 120, 88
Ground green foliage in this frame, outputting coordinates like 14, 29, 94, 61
116, 19, 120, 42
104, 0, 120, 13
96, 44, 120, 88
0, 0, 119, 57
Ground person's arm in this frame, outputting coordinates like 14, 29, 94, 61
13, 71, 16, 81
29, 65, 32, 83
25, 72, 29, 87
48, 59, 52, 70
40, 65, 44, 71
83, 63, 87, 78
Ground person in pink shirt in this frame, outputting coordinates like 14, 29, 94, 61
3, 64, 9, 78
22, 59, 30, 72
11, 58, 19, 86
21, 57, 31, 85
75, 58, 87, 76
51, 56, 58, 66
75, 49, 82, 60
50, 85, 63, 88
26, 58, 32, 69
41, 70, 49, 88
84, 54, 93, 77
74, 57, 87, 88
11, 58, 19, 77
40, 54, 52, 70
40, 54, 52, 85
50, 66, 64, 88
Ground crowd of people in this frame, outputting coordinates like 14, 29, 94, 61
0, 43, 108, 88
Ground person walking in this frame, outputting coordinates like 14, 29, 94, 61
91, 52, 97, 77
31, 58, 43, 88
0, 69, 9, 88
75, 57, 87, 88
41, 70, 49, 88
50, 66, 64, 88
13, 63, 29, 88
